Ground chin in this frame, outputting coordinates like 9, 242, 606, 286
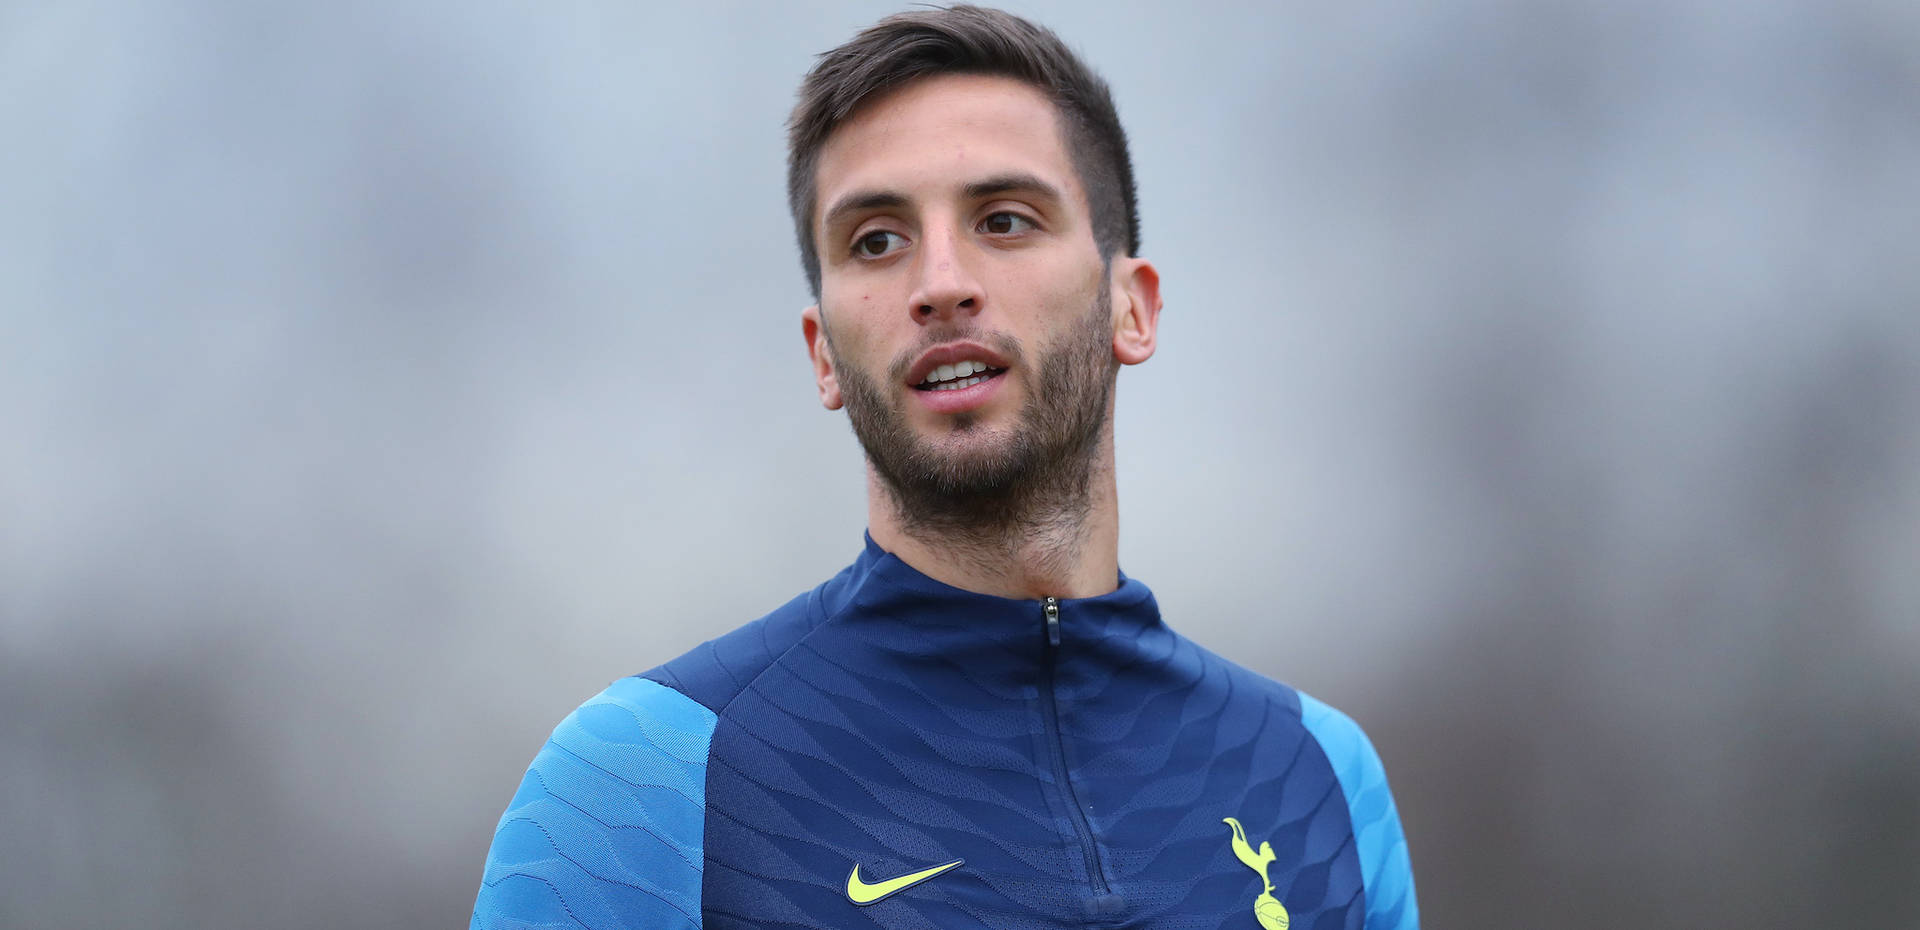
907, 427, 1028, 487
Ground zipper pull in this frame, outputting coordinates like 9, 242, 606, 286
1044, 596, 1061, 646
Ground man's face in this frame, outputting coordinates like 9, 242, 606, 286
801, 73, 1130, 522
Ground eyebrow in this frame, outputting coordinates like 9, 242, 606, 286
822, 190, 909, 235
963, 173, 1062, 203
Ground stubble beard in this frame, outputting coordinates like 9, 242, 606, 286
831, 285, 1118, 550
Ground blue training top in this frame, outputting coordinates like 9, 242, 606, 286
473, 535, 1418, 929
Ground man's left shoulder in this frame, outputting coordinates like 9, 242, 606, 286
1198, 646, 1403, 818
1215, 650, 1420, 930
1184, 641, 1391, 773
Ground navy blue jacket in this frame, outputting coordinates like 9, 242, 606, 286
473, 536, 1417, 929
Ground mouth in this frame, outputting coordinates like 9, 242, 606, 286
904, 347, 1012, 415
904, 341, 1014, 389
902, 341, 1015, 415
912, 359, 1008, 392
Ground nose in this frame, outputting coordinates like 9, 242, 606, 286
906, 226, 982, 323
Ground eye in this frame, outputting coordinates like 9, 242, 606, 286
854, 229, 908, 258
979, 212, 1036, 235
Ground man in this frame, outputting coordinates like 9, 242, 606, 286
472, 7, 1417, 929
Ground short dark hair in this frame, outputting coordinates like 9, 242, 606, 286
786, 5, 1140, 297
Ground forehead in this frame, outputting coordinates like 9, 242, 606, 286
813, 73, 1084, 225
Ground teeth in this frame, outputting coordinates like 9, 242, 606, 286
930, 375, 986, 391
920, 360, 997, 385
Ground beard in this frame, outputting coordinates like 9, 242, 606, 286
830, 285, 1118, 539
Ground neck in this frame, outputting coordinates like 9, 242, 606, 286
866, 435, 1121, 600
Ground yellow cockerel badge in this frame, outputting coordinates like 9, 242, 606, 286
1223, 817, 1290, 930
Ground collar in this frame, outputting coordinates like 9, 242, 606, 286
818, 532, 1164, 658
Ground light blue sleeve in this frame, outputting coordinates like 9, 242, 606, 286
1298, 692, 1419, 930
472, 677, 718, 930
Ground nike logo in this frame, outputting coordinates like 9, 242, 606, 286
844, 858, 965, 905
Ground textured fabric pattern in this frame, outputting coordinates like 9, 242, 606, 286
472, 677, 718, 930
642, 536, 1405, 929
474, 535, 1418, 928
1299, 693, 1419, 930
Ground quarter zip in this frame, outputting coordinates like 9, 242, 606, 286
1037, 596, 1111, 896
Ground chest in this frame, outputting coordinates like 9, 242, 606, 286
689, 651, 1365, 929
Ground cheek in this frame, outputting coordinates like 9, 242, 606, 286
1038, 271, 1098, 319
821, 302, 884, 366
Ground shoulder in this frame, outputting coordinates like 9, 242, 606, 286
1188, 646, 1420, 929
1295, 690, 1418, 928
1182, 643, 1391, 794
474, 571, 857, 929
474, 576, 827, 929
473, 677, 715, 930
1293, 692, 1389, 800
1291, 689, 1419, 930
638, 572, 845, 716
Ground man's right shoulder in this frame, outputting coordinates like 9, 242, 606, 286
469, 581, 840, 930
638, 575, 840, 717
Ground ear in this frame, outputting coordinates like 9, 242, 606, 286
1110, 257, 1162, 366
801, 305, 844, 410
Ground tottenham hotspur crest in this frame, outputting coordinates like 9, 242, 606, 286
1223, 817, 1290, 930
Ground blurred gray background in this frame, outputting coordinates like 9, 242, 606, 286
4, 0, 1917, 927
